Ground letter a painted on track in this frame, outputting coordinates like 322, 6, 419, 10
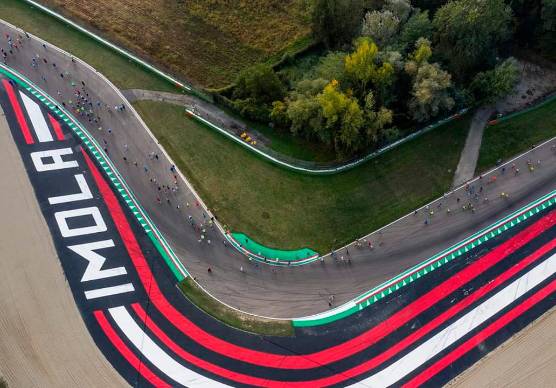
31, 147, 78, 172
67, 240, 127, 282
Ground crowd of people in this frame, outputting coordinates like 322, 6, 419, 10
2, 27, 556, 309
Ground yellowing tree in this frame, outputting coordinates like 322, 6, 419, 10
344, 38, 394, 98
317, 80, 365, 151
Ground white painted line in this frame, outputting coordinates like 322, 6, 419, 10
109, 306, 230, 387
84, 283, 135, 300
19, 91, 53, 142
348, 252, 556, 387
48, 174, 93, 204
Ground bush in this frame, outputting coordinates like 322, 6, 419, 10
232, 98, 271, 122
382, 126, 401, 142
233, 64, 285, 104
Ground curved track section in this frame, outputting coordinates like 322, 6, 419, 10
1, 76, 555, 387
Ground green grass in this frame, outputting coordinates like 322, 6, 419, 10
134, 100, 472, 253
178, 278, 293, 336
250, 120, 338, 162
0, 0, 179, 92
220, 106, 338, 162
477, 98, 556, 172
0, 377, 6, 388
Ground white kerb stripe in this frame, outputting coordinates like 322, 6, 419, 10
84, 283, 135, 300
109, 306, 230, 387
19, 91, 53, 142
349, 252, 556, 388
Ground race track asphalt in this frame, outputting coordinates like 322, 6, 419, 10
1, 21, 555, 318
1, 81, 554, 386
1, 24, 556, 387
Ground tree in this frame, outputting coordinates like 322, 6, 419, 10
233, 64, 285, 104
364, 92, 394, 142
542, 0, 556, 31
405, 40, 454, 122
542, 0, 556, 46
317, 80, 366, 152
312, 0, 365, 48
275, 79, 328, 138
361, 10, 400, 47
470, 57, 520, 104
344, 38, 394, 99
384, 0, 412, 22
286, 95, 325, 139
411, 0, 450, 12
433, 0, 513, 75
313, 52, 348, 83
408, 62, 454, 122
399, 9, 433, 50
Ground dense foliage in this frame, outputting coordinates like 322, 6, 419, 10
228, 0, 554, 156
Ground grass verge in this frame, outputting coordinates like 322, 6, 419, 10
134, 100, 472, 253
477, 98, 556, 171
178, 278, 294, 337
0, 0, 178, 92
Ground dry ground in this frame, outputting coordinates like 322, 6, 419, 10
38, 0, 311, 88
0, 106, 125, 387
451, 308, 556, 388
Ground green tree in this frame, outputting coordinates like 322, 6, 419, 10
317, 80, 366, 152
542, 0, 556, 46
408, 62, 454, 122
311, 0, 365, 48
405, 40, 454, 122
433, 0, 513, 75
279, 79, 328, 139
364, 91, 394, 142
542, 0, 556, 31
361, 10, 400, 47
233, 64, 285, 104
470, 57, 520, 104
344, 38, 395, 99
313, 52, 348, 83
384, 0, 412, 22
399, 10, 433, 50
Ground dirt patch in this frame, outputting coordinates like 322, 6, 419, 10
0, 106, 125, 387
38, 0, 311, 88
496, 59, 556, 115
450, 307, 556, 387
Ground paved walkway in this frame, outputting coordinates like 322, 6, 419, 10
123, 88, 246, 132
452, 106, 495, 187
2, 21, 556, 318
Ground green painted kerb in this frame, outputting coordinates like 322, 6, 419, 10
231, 232, 318, 262
0, 65, 188, 282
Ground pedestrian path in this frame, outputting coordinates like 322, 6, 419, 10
452, 106, 495, 187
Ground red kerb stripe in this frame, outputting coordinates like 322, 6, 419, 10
403, 279, 556, 387
2, 79, 34, 144
81, 146, 556, 370
94, 310, 170, 387
47, 113, 64, 141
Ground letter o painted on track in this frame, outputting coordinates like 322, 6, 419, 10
55, 207, 107, 238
